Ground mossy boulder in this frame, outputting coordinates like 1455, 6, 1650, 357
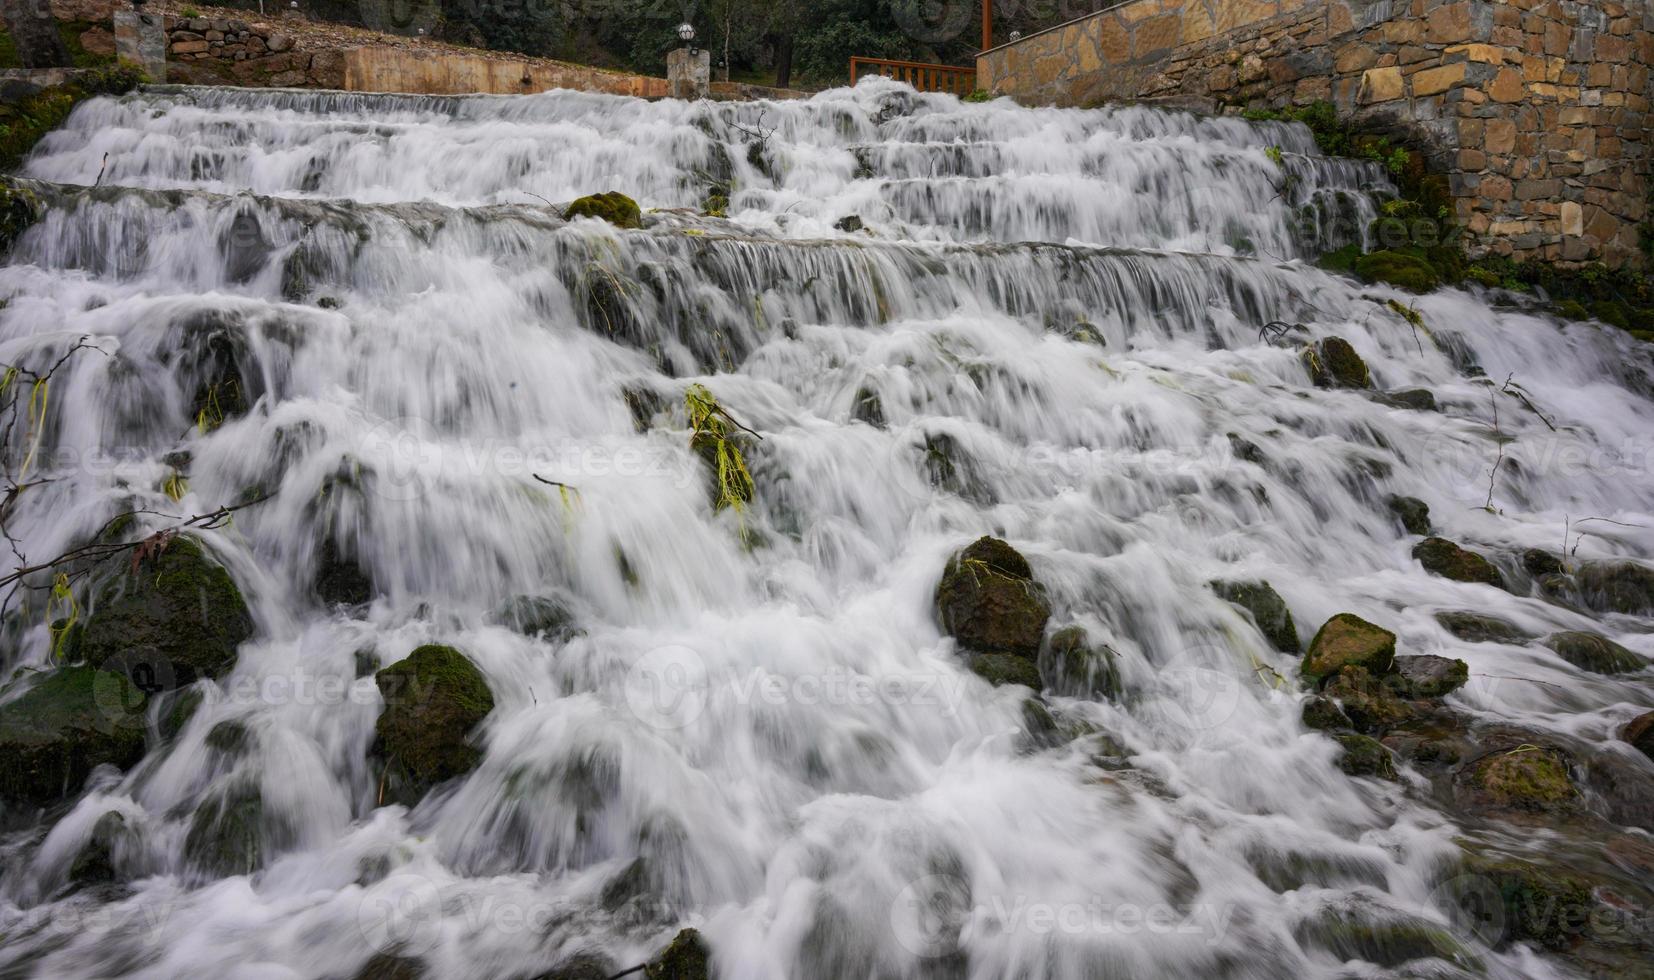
1574, 560, 1654, 615
1305, 336, 1372, 389
1435, 610, 1529, 644
315, 534, 374, 607
1302, 696, 1350, 731
1554, 299, 1590, 321
1386, 495, 1430, 535
1588, 300, 1630, 329
1352, 250, 1441, 293
1371, 387, 1437, 412
68, 810, 133, 888
1395, 655, 1469, 698
1211, 580, 1299, 653
0, 177, 40, 258
1302, 613, 1396, 687
1542, 631, 1646, 675
372, 645, 495, 805
935, 537, 1050, 658
1041, 626, 1122, 700
1521, 548, 1565, 577
969, 653, 1042, 690
1462, 746, 1576, 811
0, 667, 148, 805
493, 594, 578, 642
564, 192, 642, 230
645, 927, 710, 980
1335, 733, 1397, 780
80, 535, 253, 689
1324, 666, 1412, 734
1412, 537, 1504, 588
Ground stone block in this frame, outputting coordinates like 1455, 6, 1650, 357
1485, 117, 1517, 153
1488, 66, 1524, 101
1426, 2, 1474, 43
1413, 62, 1468, 95
1360, 66, 1405, 103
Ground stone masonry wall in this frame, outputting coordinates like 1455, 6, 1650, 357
978, 0, 1654, 269
163, 15, 346, 88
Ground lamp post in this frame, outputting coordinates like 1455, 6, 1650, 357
678, 22, 696, 55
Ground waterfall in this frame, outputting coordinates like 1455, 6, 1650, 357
0, 77, 1650, 980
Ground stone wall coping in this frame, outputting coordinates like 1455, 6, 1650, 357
980, 0, 1147, 56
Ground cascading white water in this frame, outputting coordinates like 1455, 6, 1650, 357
0, 78, 1650, 979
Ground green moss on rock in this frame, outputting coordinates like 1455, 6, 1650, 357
969, 652, 1042, 690
1574, 560, 1654, 615
1324, 666, 1412, 734
1352, 250, 1441, 293
1411, 537, 1504, 588
1295, 903, 1477, 970
1543, 631, 1646, 675
79, 534, 253, 688
0, 64, 144, 172
1305, 336, 1372, 389
1385, 495, 1431, 535
1334, 733, 1397, 780
1041, 625, 1122, 700
1301, 696, 1350, 732
564, 191, 642, 229
1467, 746, 1576, 810
372, 644, 495, 805
0, 177, 40, 257
935, 537, 1050, 658
1395, 655, 1469, 698
1554, 299, 1590, 321
646, 927, 711, 980
1302, 613, 1396, 687
1453, 854, 1595, 950
183, 781, 272, 878
1211, 580, 1299, 653
0, 666, 147, 805
1435, 610, 1529, 644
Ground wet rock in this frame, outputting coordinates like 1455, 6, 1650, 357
351, 952, 426, 980
1575, 560, 1654, 615
1624, 712, 1654, 762
315, 534, 374, 607
1041, 626, 1122, 700
1448, 854, 1594, 950
1521, 548, 1565, 577
534, 954, 615, 979
1385, 495, 1431, 536
935, 537, 1050, 658
1395, 655, 1469, 698
850, 385, 884, 428
205, 719, 252, 757
623, 386, 664, 432
1295, 901, 1475, 970
1542, 631, 1646, 675
645, 927, 710, 980
969, 653, 1042, 689
921, 432, 994, 505
0, 667, 148, 805
1019, 697, 1061, 749
1371, 388, 1437, 412
1302, 613, 1396, 687
178, 310, 251, 429
1302, 696, 1350, 731
80, 535, 253, 689
1381, 710, 1472, 766
1324, 666, 1412, 734
1335, 733, 1398, 780
1211, 580, 1299, 653
219, 209, 273, 283
834, 215, 864, 233
371, 645, 495, 805
184, 781, 276, 877
493, 595, 578, 642
1412, 537, 1505, 588
160, 687, 204, 740
563, 191, 642, 229
68, 810, 132, 887
1435, 610, 1529, 644
0, 177, 39, 257
1459, 745, 1577, 812
1305, 336, 1372, 389
1226, 432, 1265, 465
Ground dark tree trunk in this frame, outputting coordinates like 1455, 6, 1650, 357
773, 33, 793, 89
1, 0, 72, 69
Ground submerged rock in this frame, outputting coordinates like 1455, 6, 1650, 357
1574, 560, 1654, 615
1211, 579, 1299, 653
1324, 666, 1412, 734
1542, 631, 1647, 675
1302, 614, 1396, 687
184, 780, 276, 878
1385, 495, 1430, 536
315, 534, 375, 607
1041, 626, 1122, 700
372, 644, 495, 804
935, 537, 1050, 658
1305, 336, 1372, 389
80, 535, 253, 689
1371, 388, 1437, 412
493, 594, 578, 642
1521, 548, 1565, 578
1301, 696, 1350, 732
1412, 537, 1505, 588
1334, 733, 1397, 780
1448, 854, 1594, 950
1435, 610, 1529, 644
0, 667, 147, 805
68, 810, 133, 887
351, 954, 425, 980
1395, 655, 1469, 698
1294, 901, 1475, 970
850, 385, 885, 428
564, 192, 642, 229
646, 927, 710, 980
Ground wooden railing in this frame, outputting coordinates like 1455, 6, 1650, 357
848, 57, 977, 95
